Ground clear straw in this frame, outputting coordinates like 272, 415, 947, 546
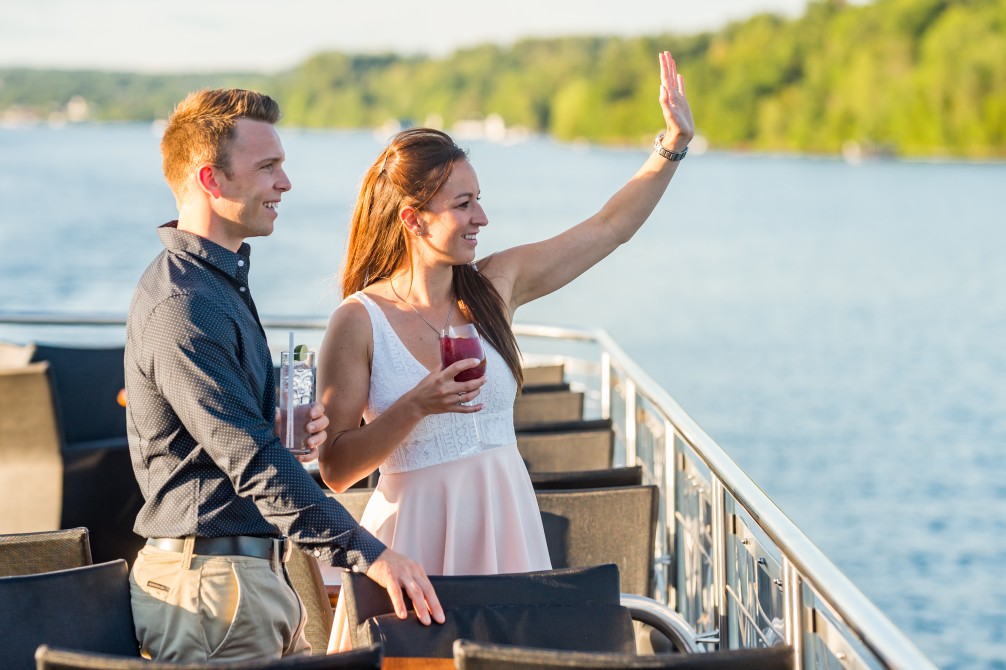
286, 331, 294, 451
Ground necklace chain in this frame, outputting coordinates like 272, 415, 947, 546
389, 280, 454, 337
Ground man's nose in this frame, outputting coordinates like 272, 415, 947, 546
277, 167, 292, 192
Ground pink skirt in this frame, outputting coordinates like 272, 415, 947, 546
327, 442, 551, 652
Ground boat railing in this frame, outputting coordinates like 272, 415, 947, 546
512, 323, 935, 670
0, 312, 936, 669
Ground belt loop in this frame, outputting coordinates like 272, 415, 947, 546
181, 536, 195, 570
271, 538, 281, 572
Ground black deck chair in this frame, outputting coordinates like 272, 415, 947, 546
0, 527, 92, 577
30, 344, 126, 447
0, 559, 139, 670
324, 489, 375, 523
513, 387, 584, 427
454, 639, 795, 670
341, 564, 634, 658
28, 345, 144, 565
536, 485, 659, 597
34, 643, 384, 670
516, 418, 614, 472
530, 465, 642, 490
286, 545, 337, 656
520, 363, 565, 388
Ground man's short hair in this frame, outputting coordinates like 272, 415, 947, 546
161, 88, 281, 199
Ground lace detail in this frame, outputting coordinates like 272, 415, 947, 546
349, 292, 518, 474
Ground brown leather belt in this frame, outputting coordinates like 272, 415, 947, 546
146, 536, 291, 562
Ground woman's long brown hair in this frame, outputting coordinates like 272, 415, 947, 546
341, 128, 523, 389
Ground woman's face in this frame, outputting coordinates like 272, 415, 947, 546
415, 159, 488, 266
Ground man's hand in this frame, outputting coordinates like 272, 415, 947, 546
276, 402, 329, 462
365, 549, 445, 625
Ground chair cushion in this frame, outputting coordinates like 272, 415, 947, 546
0, 560, 138, 670
530, 466, 642, 490
344, 564, 622, 649
34, 642, 384, 669
367, 604, 636, 658
453, 639, 796, 669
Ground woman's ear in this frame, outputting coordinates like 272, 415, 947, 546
399, 206, 424, 237
197, 165, 222, 198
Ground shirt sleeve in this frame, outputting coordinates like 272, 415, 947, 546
141, 293, 386, 571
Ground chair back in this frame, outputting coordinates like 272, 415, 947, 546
0, 559, 138, 670
531, 466, 642, 490
27, 345, 143, 565
34, 643, 384, 669
520, 363, 564, 388
286, 546, 335, 655
369, 604, 634, 659
516, 419, 613, 471
513, 388, 583, 427
0, 362, 63, 533
324, 489, 374, 522
343, 564, 632, 657
0, 341, 36, 368
30, 345, 126, 447
536, 485, 659, 596
0, 527, 92, 577
453, 640, 796, 669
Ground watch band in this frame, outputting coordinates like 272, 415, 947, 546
653, 132, 688, 161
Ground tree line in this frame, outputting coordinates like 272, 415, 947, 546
1, 0, 1003, 158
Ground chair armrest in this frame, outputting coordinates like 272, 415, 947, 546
620, 593, 700, 654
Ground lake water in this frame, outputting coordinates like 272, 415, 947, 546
2, 123, 1005, 668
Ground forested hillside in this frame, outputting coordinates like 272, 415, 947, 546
2, 0, 1003, 157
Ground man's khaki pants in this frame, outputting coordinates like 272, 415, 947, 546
129, 540, 310, 662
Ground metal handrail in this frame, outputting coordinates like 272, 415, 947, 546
513, 323, 935, 670
0, 312, 935, 668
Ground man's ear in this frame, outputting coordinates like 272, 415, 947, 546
399, 206, 423, 237
197, 165, 222, 198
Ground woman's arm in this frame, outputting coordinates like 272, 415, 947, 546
485, 51, 694, 312
316, 299, 485, 491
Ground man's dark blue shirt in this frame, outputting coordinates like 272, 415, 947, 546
124, 222, 385, 571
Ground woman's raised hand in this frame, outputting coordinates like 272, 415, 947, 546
658, 51, 694, 150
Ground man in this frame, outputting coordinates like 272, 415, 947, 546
125, 88, 443, 662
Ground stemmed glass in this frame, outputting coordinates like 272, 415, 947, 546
440, 323, 486, 442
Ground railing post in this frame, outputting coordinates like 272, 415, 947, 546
624, 377, 637, 467
711, 477, 728, 649
660, 419, 677, 607
783, 557, 804, 670
600, 351, 611, 421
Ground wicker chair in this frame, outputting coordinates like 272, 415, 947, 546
0, 362, 63, 533
0, 527, 92, 577
453, 640, 795, 669
34, 643, 383, 669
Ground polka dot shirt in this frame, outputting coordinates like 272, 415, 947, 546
124, 222, 385, 571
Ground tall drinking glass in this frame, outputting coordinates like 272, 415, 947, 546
279, 347, 315, 455
440, 323, 485, 442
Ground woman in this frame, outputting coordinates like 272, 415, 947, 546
320, 51, 693, 651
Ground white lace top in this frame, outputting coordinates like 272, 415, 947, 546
350, 292, 518, 474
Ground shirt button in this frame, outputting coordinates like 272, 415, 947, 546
237, 260, 245, 267
239, 286, 247, 292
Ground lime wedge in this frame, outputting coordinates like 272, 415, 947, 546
294, 344, 310, 361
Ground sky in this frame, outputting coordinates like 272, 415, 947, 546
1, 0, 814, 73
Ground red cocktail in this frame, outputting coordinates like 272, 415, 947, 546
440, 324, 486, 382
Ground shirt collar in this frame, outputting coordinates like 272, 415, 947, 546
157, 221, 251, 283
